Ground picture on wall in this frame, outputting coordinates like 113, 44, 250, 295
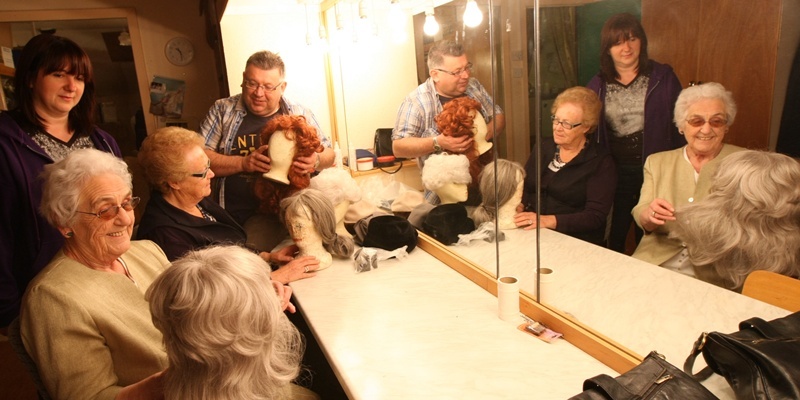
0, 73, 15, 111
149, 75, 185, 118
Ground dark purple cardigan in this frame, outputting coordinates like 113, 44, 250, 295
586, 60, 685, 163
0, 111, 121, 326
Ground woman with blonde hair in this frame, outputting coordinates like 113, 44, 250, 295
672, 150, 800, 291
147, 245, 318, 400
515, 86, 617, 246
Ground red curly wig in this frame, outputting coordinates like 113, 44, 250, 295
254, 115, 323, 216
435, 96, 488, 184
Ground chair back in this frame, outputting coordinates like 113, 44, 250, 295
742, 270, 800, 312
7, 318, 52, 400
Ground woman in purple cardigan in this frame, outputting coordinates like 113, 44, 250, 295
586, 13, 683, 254
0, 34, 121, 327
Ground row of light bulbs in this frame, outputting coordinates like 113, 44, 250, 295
423, 0, 483, 36
307, 0, 485, 45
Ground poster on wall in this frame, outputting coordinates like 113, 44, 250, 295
149, 75, 185, 118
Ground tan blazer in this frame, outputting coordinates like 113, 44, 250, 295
632, 144, 745, 265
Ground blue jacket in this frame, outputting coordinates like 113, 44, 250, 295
586, 60, 685, 163
0, 111, 121, 326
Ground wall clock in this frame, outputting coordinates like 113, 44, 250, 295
165, 37, 194, 66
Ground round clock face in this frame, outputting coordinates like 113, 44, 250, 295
165, 37, 194, 66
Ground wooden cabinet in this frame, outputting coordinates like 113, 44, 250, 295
642, 0, 782, 149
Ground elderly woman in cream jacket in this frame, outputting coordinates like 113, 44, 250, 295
632, 82, 744, 272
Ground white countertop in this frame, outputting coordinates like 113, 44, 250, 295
451, 227, 791, 398
290, 246, 616, 399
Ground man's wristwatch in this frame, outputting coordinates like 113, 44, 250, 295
313, 153, 321, 171
432, 136, 442, 153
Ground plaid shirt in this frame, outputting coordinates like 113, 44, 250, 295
392, 77, 503, 202
199, 94, 331, 208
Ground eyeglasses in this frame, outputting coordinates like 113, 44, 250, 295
435, 62, 473, 77
551, 115, 582, 130
190, 159, 212, 179
686, 116, 728, 128
241, 80, 283, 93
77, 197, 141, 220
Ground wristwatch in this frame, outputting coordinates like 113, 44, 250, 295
432, 136, 442, 153
313, 153, 321, 171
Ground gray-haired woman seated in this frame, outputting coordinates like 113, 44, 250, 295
20, 148, 167, 399
672, 150, 800, 291
147, 245, 319, 400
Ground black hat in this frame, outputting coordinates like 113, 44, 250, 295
354, 214, 418, 253
422, 204, 475, 245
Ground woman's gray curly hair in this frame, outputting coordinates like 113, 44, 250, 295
672, 150, 800, 290
39, 148, 132, 229
146, 245, 304, 400
280, 188, 355, 258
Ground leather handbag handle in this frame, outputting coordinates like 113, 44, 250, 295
739, 317, 782, 338
684, 332, 715, 381
582, 374, 635, 400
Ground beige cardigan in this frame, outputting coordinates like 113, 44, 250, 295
632, 144, 745, 265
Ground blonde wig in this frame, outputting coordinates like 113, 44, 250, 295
472, 159, 525, 225
551, 86, 602, 134
137, 126, 205, 194
280, 189, 354, 258
147, 245, 304, 400
254, 115, 323, 216
39, 148, 132, 229
436, 96, 485, 184
421, 153, 471, 192
672, 150, 800, 290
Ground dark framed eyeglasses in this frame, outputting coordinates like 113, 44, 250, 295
686, 116, 728, 128
190, 159, 212, 179
551, 115, 582, 130
435, 62, 473, 77
241, 80, 283, 93
77, 197, 141, 220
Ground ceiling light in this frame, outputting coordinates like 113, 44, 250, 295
118, 31, 131, 46
464, 0, 483, 28
423, 10, 439, 36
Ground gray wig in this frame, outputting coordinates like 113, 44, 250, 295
39, 148, 132, 229
472, 160, 525, 225
280, 189, 354, 258
672, 150, 800, 290
308, 168, 361, 205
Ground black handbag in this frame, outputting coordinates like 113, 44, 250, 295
569, 351, 717, 399
684, 312, 800, 400
373, 128, 403, 173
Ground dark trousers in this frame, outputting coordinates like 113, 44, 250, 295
608, 165, 644, 253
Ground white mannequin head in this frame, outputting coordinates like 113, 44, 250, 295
421, 153, 471, 205
261, 129, 295, 184
472, 111, 492, 155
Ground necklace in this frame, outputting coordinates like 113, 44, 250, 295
197, 204, 217, 222
549, 146, 567, 172
118, 257, 139, 288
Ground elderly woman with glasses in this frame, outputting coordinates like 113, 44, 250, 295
631, 82, 745, 272
19, 148, 168, 399
514, 87, 617, 246
136, 127, 320, 284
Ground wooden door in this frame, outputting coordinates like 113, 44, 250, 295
643, 0, 781, 149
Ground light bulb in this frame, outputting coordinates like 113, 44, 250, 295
423, 12, 439, 36
464, 0, 482, 28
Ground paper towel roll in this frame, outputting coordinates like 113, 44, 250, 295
497, 276, 519, 321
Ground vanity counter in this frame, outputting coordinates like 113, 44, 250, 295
450, 227, 790, 398
290, 246, 615, 399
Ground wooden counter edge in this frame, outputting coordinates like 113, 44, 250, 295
417, 232, 642, 374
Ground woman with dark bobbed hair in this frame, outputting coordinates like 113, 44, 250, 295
587, 13, 683, 254
0, 33, 120, 327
